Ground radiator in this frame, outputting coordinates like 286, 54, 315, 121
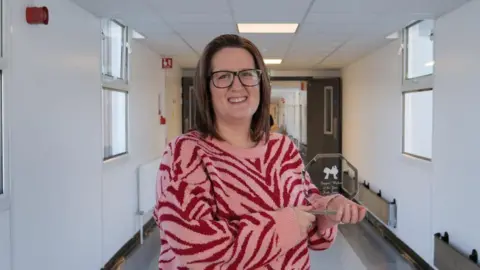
357, 182, 397, 228
136, 156, 162, 244
434, 232, 479, 270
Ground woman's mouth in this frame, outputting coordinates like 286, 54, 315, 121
228, 96, 247, 104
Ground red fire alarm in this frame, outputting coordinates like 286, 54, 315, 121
160, 116, 166, 125
26, 6, 49, 25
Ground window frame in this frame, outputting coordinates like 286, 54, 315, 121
0, 0, 11, 212
402, 20, 435, 92
101, 19, 131, 91
401, 88, 433, 161
102, 87, 129, 161
401, 19, 435, 161
101, 18, 131, 161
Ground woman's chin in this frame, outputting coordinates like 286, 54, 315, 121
226, 113, 254, 123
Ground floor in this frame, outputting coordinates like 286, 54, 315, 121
123, 220, 417, 270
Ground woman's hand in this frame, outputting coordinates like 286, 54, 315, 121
291, 206, 316, 237
326, 195, 366, 224
310, 194, 366, 225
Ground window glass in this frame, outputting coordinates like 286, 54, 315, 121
406, 20, 434, 79
403, 90, 433, 160
103, 89, 128, 160
102, 20, 127, 81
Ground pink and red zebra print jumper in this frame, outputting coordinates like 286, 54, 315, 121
154, 131, 338, 270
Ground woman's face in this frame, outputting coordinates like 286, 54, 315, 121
209, 47, 261, 125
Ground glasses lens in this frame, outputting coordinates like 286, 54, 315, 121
211, 70, 262, 88
238, 69, 261, 86
212, 71, 234, 88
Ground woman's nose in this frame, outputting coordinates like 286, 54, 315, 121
230, 75, 244, 90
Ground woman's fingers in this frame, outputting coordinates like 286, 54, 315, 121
330, 201, 367, 224
341, 204, 351, 223
349, 204, 358, 223
297, 205, 313, 211
358, 206, 367, 222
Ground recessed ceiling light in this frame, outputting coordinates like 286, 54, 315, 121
386, 31, 399, 39
132, 30, 146, 39
425, 61, 435, 67
264, 59, 282, 64
237, 23, 298, 33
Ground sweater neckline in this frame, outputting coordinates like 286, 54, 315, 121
206, 134, 269, 159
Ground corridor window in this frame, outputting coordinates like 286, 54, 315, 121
102, 19, 129, 85
402, 90, 433, 160
401, 20, 434, 161
0, 73, 3, 196
405, 20, 434, 80
103, 89, 128, 160
101, 18, 130, 161
0, 0, 7, 207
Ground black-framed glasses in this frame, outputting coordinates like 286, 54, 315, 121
210, 69, 262, 88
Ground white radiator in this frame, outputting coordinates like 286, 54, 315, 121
136, 156, 162, 244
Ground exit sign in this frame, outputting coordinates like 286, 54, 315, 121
162, 58, 173, 69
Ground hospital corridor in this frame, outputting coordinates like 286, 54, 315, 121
0, 0, 480, 269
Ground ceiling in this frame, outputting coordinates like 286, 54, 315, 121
74, 0, 469, 70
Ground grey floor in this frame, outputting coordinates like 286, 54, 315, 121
124, 220, 417, 270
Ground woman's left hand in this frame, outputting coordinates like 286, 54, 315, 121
310, 194, 366, 225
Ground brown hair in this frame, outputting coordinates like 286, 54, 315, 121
193, 34, 271, 143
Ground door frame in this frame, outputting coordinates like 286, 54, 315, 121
270, 76, 342, 153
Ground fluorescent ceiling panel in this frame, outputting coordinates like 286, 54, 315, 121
264, 59, 282, 64
237, 23, 298, 33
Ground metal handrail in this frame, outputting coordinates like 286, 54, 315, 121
301, 153, 359, 200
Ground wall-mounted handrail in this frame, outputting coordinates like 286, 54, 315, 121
434, 232, 479, 269
359, 180, 397, 228
301, 153, 359, 200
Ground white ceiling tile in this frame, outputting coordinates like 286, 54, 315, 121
180, 33, 237, 52
232, 0, 312, 22
283, 58, 321, 67
147, 33, 196, 55
173, 23, 237, 35
305, 12, 377, 24
309, 0, 360, 13
146, 0, 230, 14
73, 0, 470, 69
241, 34, 293, 48
161, 13, 233, 24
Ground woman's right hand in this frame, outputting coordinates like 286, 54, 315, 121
292, 206, 316, 236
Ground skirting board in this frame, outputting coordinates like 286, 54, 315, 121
101, 218, 156, 270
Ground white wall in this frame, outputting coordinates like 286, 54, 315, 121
8, 0, 103, 269
431, 0, 480, 258
101, 39, 166, 262
0, 211, 11, 270
164, 60, 183, 141
0, 0, 176, 269
342, 0, 480, 264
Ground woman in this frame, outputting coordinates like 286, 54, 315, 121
153, 34, 366, 269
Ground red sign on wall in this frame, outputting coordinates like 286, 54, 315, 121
162, 58, 173, 69
301, 81, 306, 90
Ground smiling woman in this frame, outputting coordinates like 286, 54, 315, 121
194, 36, 271, 145
153, 34, 365, 270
